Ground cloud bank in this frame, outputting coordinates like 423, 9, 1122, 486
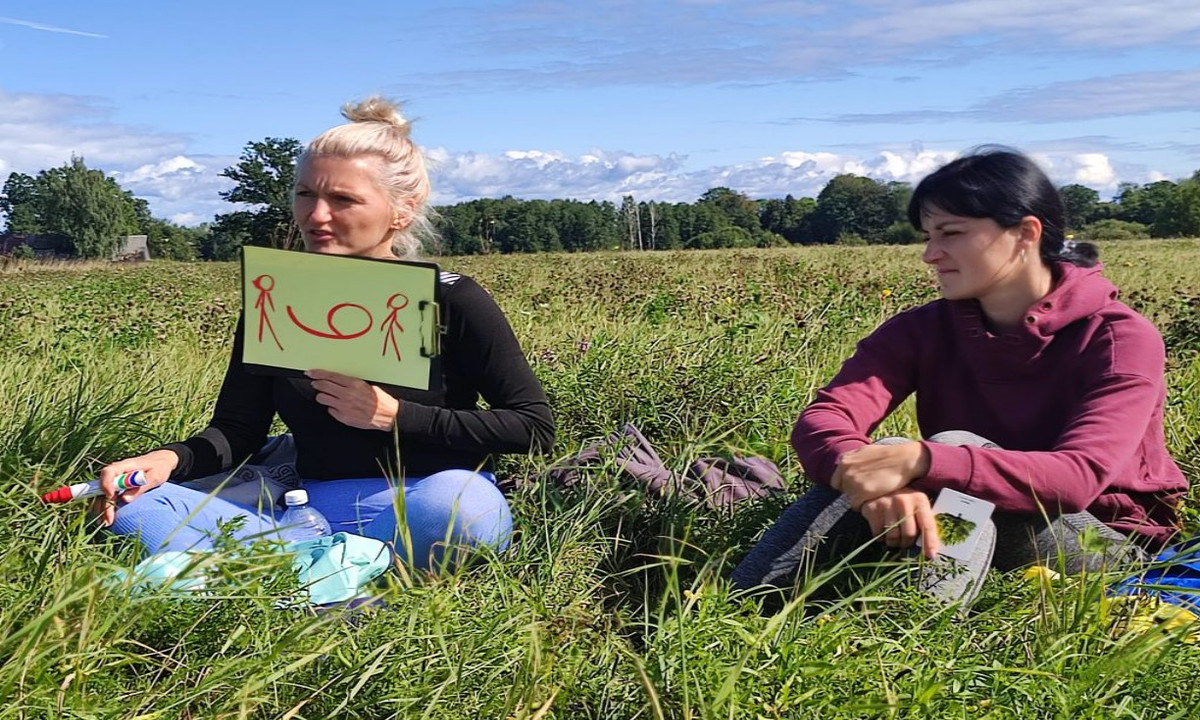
429, 145, 1144, 205
0, 86, 1183, 226
399, 0, 1200, 93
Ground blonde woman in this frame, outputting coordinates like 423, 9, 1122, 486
98, 98, 554, 569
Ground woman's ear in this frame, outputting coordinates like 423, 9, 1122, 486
391, 201, 416, 230
1018, 215, 1043, 254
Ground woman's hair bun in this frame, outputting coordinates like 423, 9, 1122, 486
341, 96, 410, 137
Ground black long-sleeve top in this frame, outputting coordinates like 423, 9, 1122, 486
163, 272, 554, 481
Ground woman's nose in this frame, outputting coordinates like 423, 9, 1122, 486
309, 198, 332, 222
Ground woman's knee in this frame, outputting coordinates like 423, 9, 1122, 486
926, 430, 999, 448
367, 470, 513, 555
415, 470, 512, 544
110, 482, 197, 530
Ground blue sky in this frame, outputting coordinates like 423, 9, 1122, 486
3, 0, 1199, 225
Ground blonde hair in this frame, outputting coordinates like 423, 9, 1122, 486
300, 97, 437, 258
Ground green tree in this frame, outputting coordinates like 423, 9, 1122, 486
691, 226, 756, 249
1115, 180, 1177, 234
1059, 184, 1100, 230
759, 194, 817, 244
203, 211, 254, 261
1155, 177, 1200, 238
808, 174, 898, 244
214, 137, 302, 254
144, 218, 206, 260
1, 172, 42, 233
1078, 219, 1150, 242
697, 187, 761, 235
35, 157, 138, 258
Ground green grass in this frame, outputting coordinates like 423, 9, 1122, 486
1, 242, 1199, 718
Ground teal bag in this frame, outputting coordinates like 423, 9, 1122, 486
287, 532, 393, 605
114, 532, 393, 606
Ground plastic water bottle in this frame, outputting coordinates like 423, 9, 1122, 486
278, 489, 331, 542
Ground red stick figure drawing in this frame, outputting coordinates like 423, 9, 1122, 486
252, 274, 284, 351
380, 293, 409, 361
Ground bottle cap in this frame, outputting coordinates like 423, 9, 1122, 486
284, 489, 309, 506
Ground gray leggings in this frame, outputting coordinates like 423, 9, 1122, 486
732, 431, 1145, 604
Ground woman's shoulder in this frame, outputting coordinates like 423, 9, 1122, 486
436, 270, 512, 330
438, 270, 489, 305
876, 298, 951, 332
1090, 299, 1166, 373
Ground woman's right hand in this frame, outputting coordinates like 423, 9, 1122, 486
92, 449, 179, 526
859, 487, 941, 558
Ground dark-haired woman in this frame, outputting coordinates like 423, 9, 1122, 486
733, 149, 1187, 604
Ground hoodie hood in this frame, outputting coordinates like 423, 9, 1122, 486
1031, 262, 1118, 335
947, 262, 1120, 370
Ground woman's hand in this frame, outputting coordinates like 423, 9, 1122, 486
306, 369, 400, 431
92, 449, 179, 527
859, 487, 941, 558
830, 441, 931, 510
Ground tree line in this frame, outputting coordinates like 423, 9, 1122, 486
0, 157, 206, 260
4, 138, 1200, 260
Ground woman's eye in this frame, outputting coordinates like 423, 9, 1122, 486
295, 189, 314, 197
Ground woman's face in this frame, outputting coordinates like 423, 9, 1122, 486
919, 206, 1030, 302
293, 154, 398, 258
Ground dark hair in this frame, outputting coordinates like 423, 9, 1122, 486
907, 147, 1098, 267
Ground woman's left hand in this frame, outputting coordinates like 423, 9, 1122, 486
831, 441, 931, 510
306, 369, 400, 431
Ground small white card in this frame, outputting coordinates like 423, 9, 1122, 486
916, 488, 995, 563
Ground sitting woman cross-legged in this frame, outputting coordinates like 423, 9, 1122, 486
732, 148, 1187, 604
96, 97, 554, 570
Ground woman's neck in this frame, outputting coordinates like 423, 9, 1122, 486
979, 262, 1056, 331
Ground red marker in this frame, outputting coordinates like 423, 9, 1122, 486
40, 471, 147, 504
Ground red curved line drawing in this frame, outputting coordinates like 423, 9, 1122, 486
252, 274, 283, 351
286, 303, 373, 340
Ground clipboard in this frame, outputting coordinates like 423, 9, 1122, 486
240, 246, 443, 391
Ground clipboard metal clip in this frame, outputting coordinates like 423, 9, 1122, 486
419, 300, 443, 358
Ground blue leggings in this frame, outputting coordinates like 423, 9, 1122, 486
110, 470, 513, 571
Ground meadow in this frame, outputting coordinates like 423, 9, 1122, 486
2, 242, 1200, 719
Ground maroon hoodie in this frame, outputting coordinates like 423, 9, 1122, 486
793, 262, 1186, 545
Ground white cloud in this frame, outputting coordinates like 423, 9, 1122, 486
0, 89, 188, 171
0, 16, 106, 38
981, 69, 1200, 123
827, 69, 1200, 125
429, 146, 962, 204
169, 212, 205, 226
1033, 151, 1133, 192
427, 147, 687, 203
112, 155, 237, 225
0, 89, 237, 225
841, 0, 1200, 50
1068, 153, 1118, 187
399, 1, 1200, 93
428, 145, 1163, 206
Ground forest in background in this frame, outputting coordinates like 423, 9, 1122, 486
3, 137, 1200, 261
